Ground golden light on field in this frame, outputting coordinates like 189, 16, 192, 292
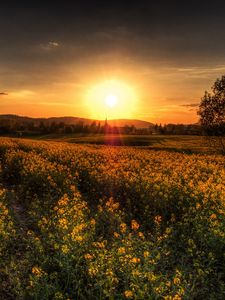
85, 79, 137, 119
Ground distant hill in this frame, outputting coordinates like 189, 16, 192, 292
0, 114, 154, 129
105, 119, 154, 128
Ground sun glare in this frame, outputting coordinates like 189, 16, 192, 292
105, 94, 118, 107
85, 79, 137, 119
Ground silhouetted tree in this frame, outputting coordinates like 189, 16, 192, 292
39, 121, 49, 134
90, 121, 97, 133
198, 75, 225, 154
65, 125, 73, 134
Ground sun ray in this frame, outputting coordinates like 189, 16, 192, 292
85, 79, 137, 119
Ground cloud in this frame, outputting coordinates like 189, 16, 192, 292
0, 92, 8, 95
49, 41, 59, 47
173, 66, 225, 78
39, 101, 75, 106
180, 103, 199, 107
10, 90, 36, 98
188, 108, 198, 111
40, 41, 60, 51
179, 103, 199, 112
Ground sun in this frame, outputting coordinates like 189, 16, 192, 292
105, 94, 118, 107
85, 79, 137, 119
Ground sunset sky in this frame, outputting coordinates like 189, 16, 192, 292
1, 1, 225, 124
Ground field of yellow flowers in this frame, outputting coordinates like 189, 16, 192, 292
0, 137, 224, 300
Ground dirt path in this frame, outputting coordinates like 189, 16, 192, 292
11, 199, 28, 232
5, 188, 30, 235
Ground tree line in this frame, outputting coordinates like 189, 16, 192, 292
0, 118, 203, 136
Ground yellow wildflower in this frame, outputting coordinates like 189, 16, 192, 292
164, 296, 172, 300
154, 215, 162, 224
61, 245, 69, 254
54, 292, 64, 299
173, 295, 182, 300
90, 218, 96, 226
31, 266, 45, 277
120, 223, 127, 233
74, 235, 83, 242
114, 232, 120, 238
131, 220, 140, 230
210, 213, 217, 220
124, 290, 133, 298
143, 251, 149, 258
138, 231, 144, 238
84, 253, 93, 260
88, 267, 98, 276
130, 257, 140, 263
196, 203, 201, 209
118, 247, 126, 254
173, 277, 181, 285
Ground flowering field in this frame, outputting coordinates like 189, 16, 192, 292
0, 138, 224, 300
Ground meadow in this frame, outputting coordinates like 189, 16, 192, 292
27, 134, 212, 154
0, 137, 224, 299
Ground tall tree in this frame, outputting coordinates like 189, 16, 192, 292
198, 75, 225, 154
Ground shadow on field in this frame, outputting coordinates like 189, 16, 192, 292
66, 134, 167, 146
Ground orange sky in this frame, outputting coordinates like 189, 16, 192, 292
1, 2, 225, 124
1, 59, 224, 124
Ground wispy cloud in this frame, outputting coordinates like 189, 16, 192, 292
180, 103, 199, 107
10, 90, 36, 98
39, 102, 75, 106
0, 92, 8, 95
40, 41, 60, 51
177, 66, 225, 73
179, 103, 199, 112
171, 66, 225, 79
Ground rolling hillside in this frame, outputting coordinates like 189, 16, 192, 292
0, 114, 154, 128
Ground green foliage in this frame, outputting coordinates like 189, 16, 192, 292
198, 75, 225, 153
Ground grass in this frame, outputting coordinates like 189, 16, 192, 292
21, 133, 212, 154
